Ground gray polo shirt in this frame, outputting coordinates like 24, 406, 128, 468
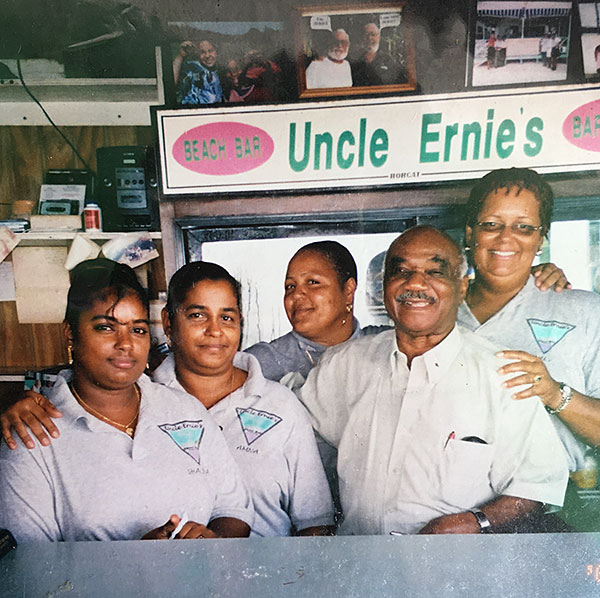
153, 352, 334, 537
458, 276, 600, 472
245, 318, 387, 382
0, 372, 253, 542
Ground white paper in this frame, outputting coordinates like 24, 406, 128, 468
12, 246, 70, 323
0, 262, 16, 301
65, 234, 101, 270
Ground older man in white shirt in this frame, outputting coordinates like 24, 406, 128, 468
299, 225, 568, 535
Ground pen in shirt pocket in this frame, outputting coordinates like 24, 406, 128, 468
443, 431, 455, 449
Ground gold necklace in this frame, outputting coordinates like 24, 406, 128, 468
71, 382, 141, 437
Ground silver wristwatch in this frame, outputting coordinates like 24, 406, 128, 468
545, 382, 573, 415
469, 509, 492, 533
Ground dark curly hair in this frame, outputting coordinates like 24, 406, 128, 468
465, 168, 554, 237
65, 258, 148, 337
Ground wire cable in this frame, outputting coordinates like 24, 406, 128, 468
16, 46, 94, 173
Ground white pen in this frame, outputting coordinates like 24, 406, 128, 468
169, 512, 189, 539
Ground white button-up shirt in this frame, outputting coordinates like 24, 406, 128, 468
299, 326, 569, 535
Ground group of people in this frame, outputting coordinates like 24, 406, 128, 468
2, 167, 600, 542
540, 32, 563, 71
173, 40, 283, 105
305, 21, 408, 89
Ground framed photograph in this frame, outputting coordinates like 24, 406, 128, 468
294, 3, 416, 98
579, 3, 600, 81
469, 0, 573, 88
162, 20, 296, 107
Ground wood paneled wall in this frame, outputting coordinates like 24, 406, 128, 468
1, 125, 154, 373
0, 125, 153, 219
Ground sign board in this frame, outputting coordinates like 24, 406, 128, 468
155, 84, 600, 196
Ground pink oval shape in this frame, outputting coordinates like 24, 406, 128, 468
563, 99, 600, 152
172, 122, 274, 175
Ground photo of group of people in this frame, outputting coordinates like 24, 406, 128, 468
471, 1, 572, 87
297, 4, 415, 97
166, 20, 294, 106
164, 3, 415, 106
162, 1, 598, 108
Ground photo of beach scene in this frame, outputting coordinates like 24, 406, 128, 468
471, 1, 572, 87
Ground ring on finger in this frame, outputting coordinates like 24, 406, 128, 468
533, 375, 542, 384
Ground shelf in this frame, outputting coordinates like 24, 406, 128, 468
14, 230, 162, 247
0, 49, 165, 126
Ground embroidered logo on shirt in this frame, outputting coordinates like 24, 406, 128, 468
159, 420, 204, 464
527, 318, 575, 354
236, 407, 281, 445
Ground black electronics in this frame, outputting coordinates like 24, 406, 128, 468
95, 146, 159, 232
39, 200, 80, 215
0, 529, 17, 559
43, 168, 95, 202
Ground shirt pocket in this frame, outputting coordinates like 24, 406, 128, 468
439, 440, 494, 509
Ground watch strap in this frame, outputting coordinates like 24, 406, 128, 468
545, 382, 573, 415
469, 508, 492, 533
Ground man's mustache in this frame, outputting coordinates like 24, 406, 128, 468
395, 291, 435, 304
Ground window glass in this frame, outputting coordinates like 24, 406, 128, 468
201, 233, 397, 349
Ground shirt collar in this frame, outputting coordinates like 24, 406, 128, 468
152, 351, 266, 402
291, 317, 362, 352
51, 370, 153, 434
389, 325, 463, 384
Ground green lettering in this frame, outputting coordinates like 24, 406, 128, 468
235, 137, 243, 159
496, 119, 515, 159
484, 109, 494, 159
289, 122, 311, 172
584, 116, 592, 137
210, 139, 218, 160
443, 124, 458, 162
572, 116, 581, 139
244, 138, 252, 157
358, 118, 367, 167
202, 140, 210, 160
420, 113, 441, 163
184, 140, 192, 161
314, 132, 333, 170
369, 129, 388, 167
192, 140, 200, 161
460, 122, 481, 161
595, 115, 600, 135
523, 117, 543, 157
253, 136, 260, 155
337, 131, 355, 169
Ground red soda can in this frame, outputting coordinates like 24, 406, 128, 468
83, 203, 102, 232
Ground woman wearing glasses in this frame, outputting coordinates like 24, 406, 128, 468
458, 168, 600, 474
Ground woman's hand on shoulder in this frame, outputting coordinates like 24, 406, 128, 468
531, 263, 571, 292
496, 350, 561, 408
142, 514, 217, 540
1, 391, 62, 450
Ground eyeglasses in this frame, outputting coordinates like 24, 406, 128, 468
475, 221, 543, 237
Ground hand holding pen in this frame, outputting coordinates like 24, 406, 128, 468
141, 513, 217, 540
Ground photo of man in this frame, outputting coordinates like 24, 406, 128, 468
351, 21, 407, 86
306, 28, 352, 89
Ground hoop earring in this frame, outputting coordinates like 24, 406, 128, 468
536, 249, 542, 256
67, 344, 73, 365
346, 304, 352, 314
